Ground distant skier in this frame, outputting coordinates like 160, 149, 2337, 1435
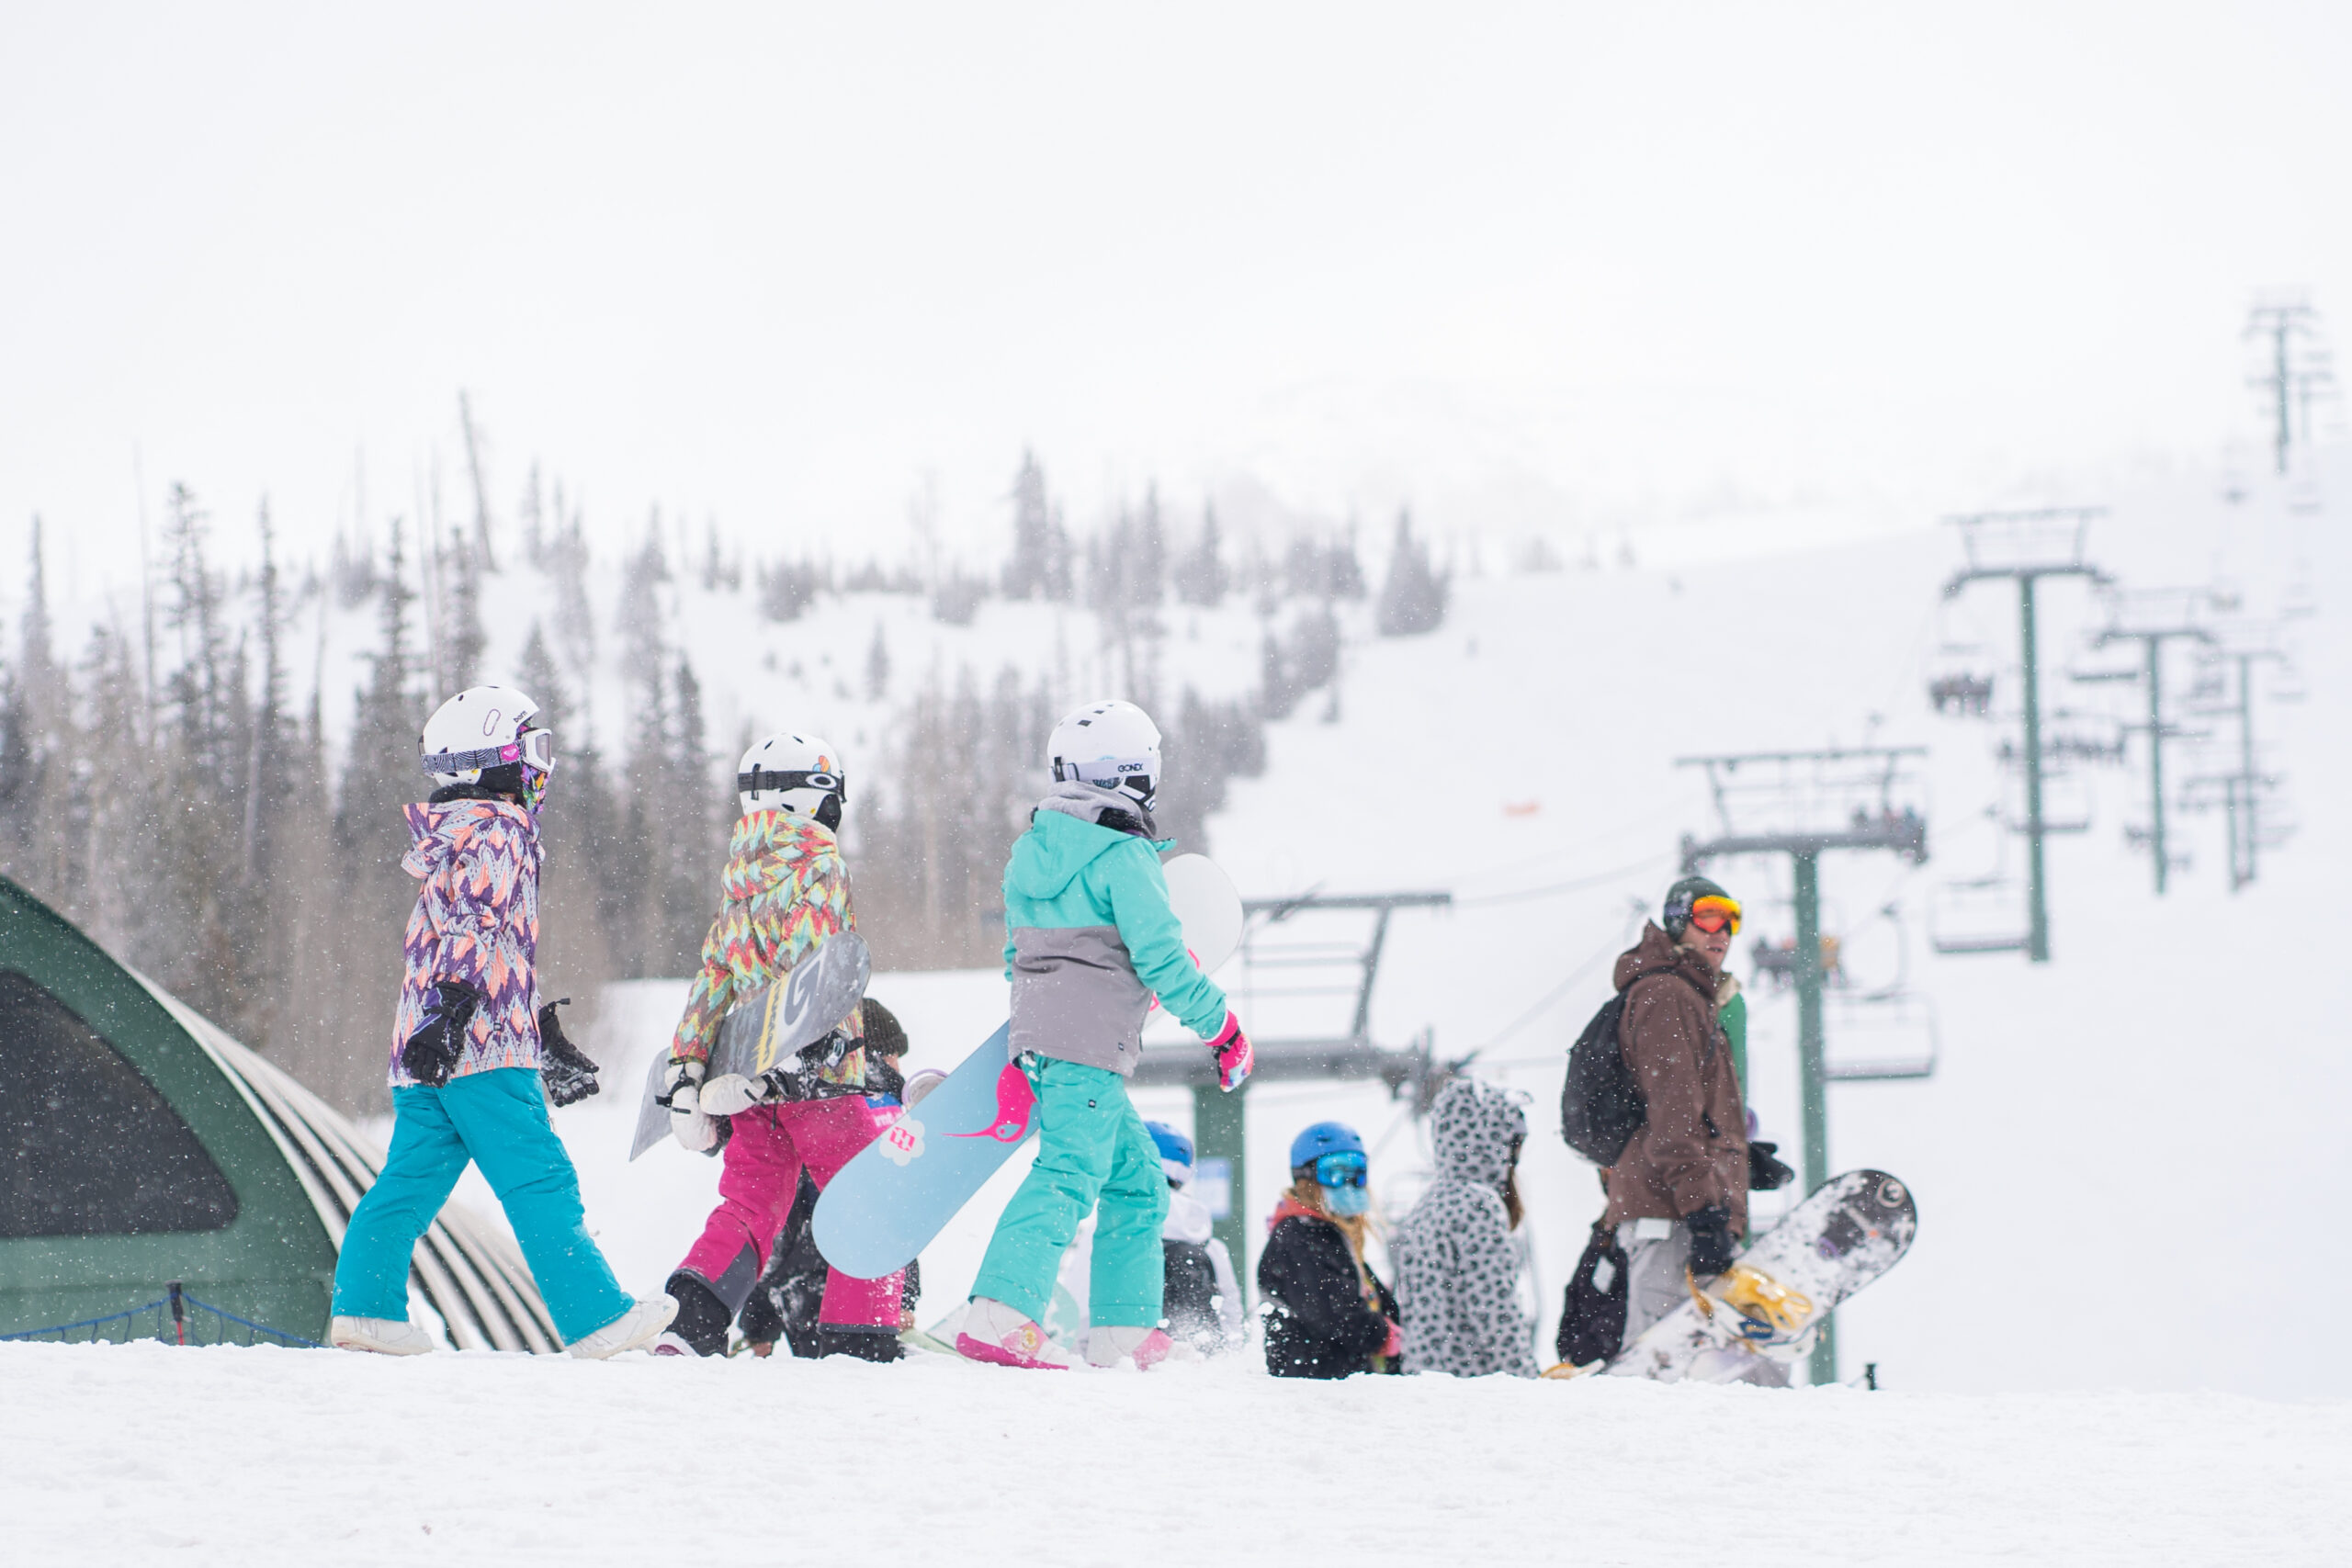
1392, 1077, 1540, 1378
1602, 875, 1792, 1385
653, 733, 908, 1361
1257, 1122, 1401, 1379
1047, 1120, 1245, 1356
959, 700, 1254, 1370
331, 685, 676, 1359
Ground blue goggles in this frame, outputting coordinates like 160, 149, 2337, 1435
1312, 1152, 1368, 1190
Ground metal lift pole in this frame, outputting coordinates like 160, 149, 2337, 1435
2019, 575, 2050, 960
2095, 624, 2212, 896
1789, 849, 1834, 1384
2147, 637, 2167, 894
1791, 852, 1828, 1199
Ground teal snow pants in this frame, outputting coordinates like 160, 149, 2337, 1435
969, 1059, 1170, 1327
333, 1067, 633, 1345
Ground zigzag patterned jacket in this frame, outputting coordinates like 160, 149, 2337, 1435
668, 810, 865, 1095
390, 797, 545, 1087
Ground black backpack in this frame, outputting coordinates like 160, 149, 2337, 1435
1559, 990, 1647, 1167
1555, 1218, 1630, 1367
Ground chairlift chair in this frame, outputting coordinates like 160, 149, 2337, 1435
2002, 759, 2092, 835
1823, 989, 1939, 1082
1928, 877, 2031, 955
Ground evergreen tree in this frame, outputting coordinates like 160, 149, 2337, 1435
1172, 504, 1228, 607
661, 654, 722, 972
1003, 450, 1054, 600
865, 622, 891, 700
1375, 510, 1449, 636
442, 525, 486, 690
1134, 486, 1168, 606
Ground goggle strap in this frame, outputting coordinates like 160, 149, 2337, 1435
738, 768, 845, 797
424, 728, 553, 778
423, 743, 517, 776
1054, 756, 1156, 789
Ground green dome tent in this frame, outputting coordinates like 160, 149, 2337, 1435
0, 874, 558, 1351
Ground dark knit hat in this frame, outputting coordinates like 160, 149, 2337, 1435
860, 997, 908, 1058
1662, 874, 1734, 938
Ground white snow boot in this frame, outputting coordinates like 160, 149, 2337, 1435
1084, 1325, 1181, 1370
331, 1315, 435, 1356
566, 1294, 680, 1359
956, 1297, 1073, 1370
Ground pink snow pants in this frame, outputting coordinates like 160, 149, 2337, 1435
677, 1096, 905, 1328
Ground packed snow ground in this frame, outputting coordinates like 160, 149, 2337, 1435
4, 1337, 2344, 1568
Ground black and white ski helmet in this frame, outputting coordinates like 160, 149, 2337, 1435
737, 731, 846, 829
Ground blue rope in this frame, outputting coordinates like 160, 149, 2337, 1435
0, 1300, 169, 1341
179, 1294, 324, 1349
2, 1294, 322, 1348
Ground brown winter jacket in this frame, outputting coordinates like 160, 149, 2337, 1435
1600, 922, 1751, 1236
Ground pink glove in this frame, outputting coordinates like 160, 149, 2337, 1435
1381, 1319, 1405, 1358
1209, 1011, 1253, 1092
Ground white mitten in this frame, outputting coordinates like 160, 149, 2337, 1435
662, 1058, 718, 1152
696, 1072, 758, 1118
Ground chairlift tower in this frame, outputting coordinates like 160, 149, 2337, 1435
2184, 632, 2292, 891
2245, 295, 2326, 477
2093, 597, 2214, 895
1677, 746, 1928, 1386
1132, 890, 1454, 1282
1941, 508, 2112, 961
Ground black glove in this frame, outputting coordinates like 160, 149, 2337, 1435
1747, 1140, 1796, 1192
537, 998, 602, 1108
1684, 1204, 1737, 1278
399, 980, 481, 1087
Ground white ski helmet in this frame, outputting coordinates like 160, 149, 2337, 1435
420, 684, 555, 809
737, 731, 846, 829
1047, 699, 1161, 812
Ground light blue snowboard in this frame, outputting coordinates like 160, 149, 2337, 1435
811, 1021, 1032, 1280
811, 854, 1243, 1281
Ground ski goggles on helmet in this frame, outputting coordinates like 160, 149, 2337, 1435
735, 765, 846, 802
1312, 1151, 1369, 1190
422, 726, 557, 780
1055, 755, 1156, 804
1686, 895, 1742, 935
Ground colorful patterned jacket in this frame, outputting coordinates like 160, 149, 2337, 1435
669, 810, 865, 1096
390, 797, 544, 1087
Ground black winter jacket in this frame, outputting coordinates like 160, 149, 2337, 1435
1256, 1210, 1398, 1379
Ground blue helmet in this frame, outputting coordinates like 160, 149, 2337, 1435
1289, 1121, 1364, 1172
1145, 1120, 1193, 1182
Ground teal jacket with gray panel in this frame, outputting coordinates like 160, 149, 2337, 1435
1001, 804, 1230, 1076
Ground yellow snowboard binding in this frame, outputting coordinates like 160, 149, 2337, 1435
1688, 1263, 1815, 1347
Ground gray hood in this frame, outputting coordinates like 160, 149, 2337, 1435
1430, 1077, 1528, 1190
1035, 782, 1159, 839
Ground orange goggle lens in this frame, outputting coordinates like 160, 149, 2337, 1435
1687, 897, 1742, 935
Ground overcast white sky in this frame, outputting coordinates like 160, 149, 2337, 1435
2, 2, 2346, 593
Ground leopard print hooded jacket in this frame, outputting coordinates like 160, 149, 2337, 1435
1393, 1077, 1540, 1378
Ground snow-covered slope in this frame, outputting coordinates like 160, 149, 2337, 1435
5, 1337, 2343, 1567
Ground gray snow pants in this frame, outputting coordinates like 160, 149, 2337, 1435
1617, 1219, 1792, 1389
